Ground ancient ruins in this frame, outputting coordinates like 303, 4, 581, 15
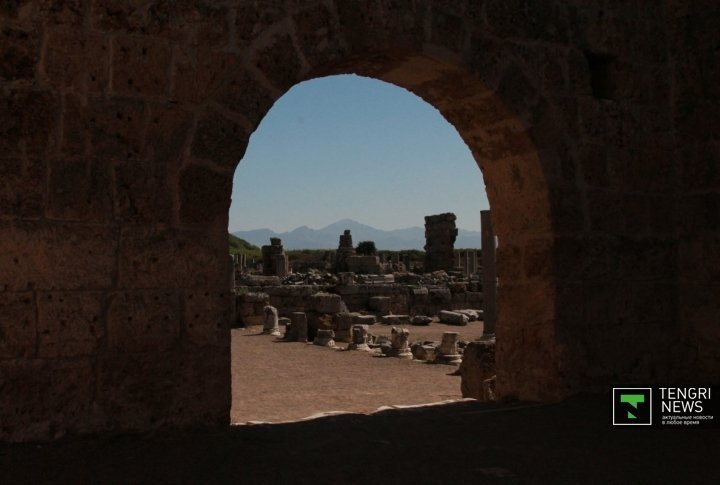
231, 215, 494, 397
262, 238, 289, 278
424, 213, 458, 272
1, 0, 717, 448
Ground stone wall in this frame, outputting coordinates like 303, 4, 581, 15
1, 0, 718, 441
345, 255, 384, 274
235, 284, 482, 318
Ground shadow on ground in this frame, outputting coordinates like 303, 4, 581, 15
2, 393, 718, 484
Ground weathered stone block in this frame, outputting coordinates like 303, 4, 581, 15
0, 89, 59, 158
113, 159, 173, 223
96, 347, 230, 431
307, 311, 334, 330
309, 292, 346, 313
37, 291, 105, 358
47, 159, 112, 222
430, 6, 464, 51
44, 30, 109, 93
428, 288, 451, 304
334, 0, 386, 53
215, 67, 276, 126
107, 291, 179, 353
368, 296, 391, 314
455, 309, 482, 322
144, 102, 193, 162
234, 3, 284, 46
313, 329, 336, 347
381, 314, 411, 325
235, 292, 266, 327
439, 310, 469, 326
355, 315, 377, 325
0, 292, 36, 359
411, 315, 432, 326
172, 47, 240, 104
240, 292, 270, 303
292, 3, 344, 67
0, 26, 40, 81
252, 34, 302, 90
460, 340, 496, 400
184, 290, 232, 347
0, 158, 45, 219
0, 357, 97, 442
336, 284, 360, 295
112, 34, 171, 96
179, 164, 233, 225
85, 96, 146, 160
498, 282, 556, 329
191, 107, 249, 169
448, 282, 467, 293
291, 312, 308, 342
335, 312, 360, 331
0, 223, 116, 291
119, 226, 226, 289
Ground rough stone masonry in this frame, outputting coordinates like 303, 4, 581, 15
424, 213, 458, 272
0, 0, 718, 442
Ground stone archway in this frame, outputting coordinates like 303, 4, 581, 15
2, 1, 716, 442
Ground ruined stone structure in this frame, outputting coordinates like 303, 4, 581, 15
262, 306, 281, 337
387, 327, 413, 359
455, 250, 480, 276
335, 230, 356, 272
460, 340, 497, 401
289, 312, 308, 343
437, 332, 463, 365
261, 238, 289, 278
231, 253, 247, 272
234, 291, 269, 327
313, 329, 336, 348
1, 1, 718, 442
348, 325, 371, 352
345, 255, 384, 274
424, 213, 458, 272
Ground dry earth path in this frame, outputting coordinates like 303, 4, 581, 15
231, 321, 485, 423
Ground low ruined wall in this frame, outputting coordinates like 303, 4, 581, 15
235, 284, 482, 318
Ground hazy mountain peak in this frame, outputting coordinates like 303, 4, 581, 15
232, 219, 480, 251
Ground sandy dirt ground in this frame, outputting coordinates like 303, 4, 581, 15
231, 320, 485, 423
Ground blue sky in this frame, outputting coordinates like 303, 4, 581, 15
229, 74, 489, 232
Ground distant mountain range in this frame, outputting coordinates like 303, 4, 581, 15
232, 219, 481, 250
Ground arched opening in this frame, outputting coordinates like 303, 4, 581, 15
229, 73, 491, 422
2, 0, 715, 453
214, 50, 557, 419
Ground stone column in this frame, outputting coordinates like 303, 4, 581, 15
481, 210, 497, 334
262, 305, 281, 337
276, 254, 289, 278
470, 250, 478, 275
388, 326, 412, 359
314, 329, 336, 347
436, 331, 462, 365
292, 312, 308, 342
229, 255, 235, 288
348, 324, 371, 351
